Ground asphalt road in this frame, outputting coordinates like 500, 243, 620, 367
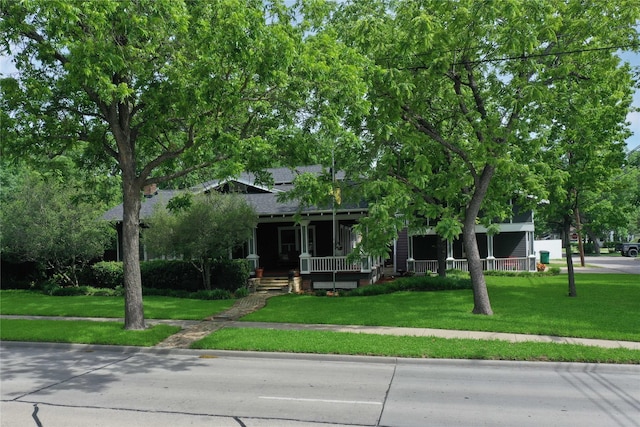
2, 343, 639, 427
568, 255, 640, 274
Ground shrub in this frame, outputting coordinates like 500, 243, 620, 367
190, 289, 234, 300
50, 286, 90, 296
142, 287, 192, 298
140, 260, 202, 292
484, 270, 535, 277
211, 259, 251, 292
86, 261, 124, 288
547, 267, 561, 275
234, 286, 250, 298
343, 275, 472, 297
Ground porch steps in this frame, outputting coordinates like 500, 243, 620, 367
255, 277, 291, 292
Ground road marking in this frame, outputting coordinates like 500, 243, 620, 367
259, 396, 382, 405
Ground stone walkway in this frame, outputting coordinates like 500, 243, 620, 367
153, 291, 279, 349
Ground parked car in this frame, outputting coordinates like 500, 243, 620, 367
616, 241, 639, 257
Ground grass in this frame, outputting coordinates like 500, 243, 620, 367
241, 274, 640, 342
0, 319, 180, 346
0, 290, 235, 320
191, 327, 640, 364
2, 274, 639, 362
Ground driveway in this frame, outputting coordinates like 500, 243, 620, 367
569, 255, 640, 274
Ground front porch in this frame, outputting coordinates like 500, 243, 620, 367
406, 228, 538, 273
409, 256, 537, 274
241, 216, 384, 289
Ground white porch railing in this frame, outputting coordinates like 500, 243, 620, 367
412, 257, 533, 273
413, 260, 439, 274
309, 256, 361, 272
492, 257, 530, 271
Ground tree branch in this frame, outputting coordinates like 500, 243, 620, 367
401, 104, 478, 181
143, 161, 214, 187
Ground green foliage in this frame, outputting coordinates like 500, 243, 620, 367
189, 289, 234, 300
140, 260, 202, 292
1, 0, 320, 328
144, 193, 256, 289
59, 259, 250, 294
85, 261, 124, 289
211, 259, 251, 292
234, 286, 251, 299
0, 172, 113, 286
484, 268, 561, 277
316, 0, 639, 313
343, 275, 472, 297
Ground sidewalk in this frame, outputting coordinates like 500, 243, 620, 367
6, 291, 637, 351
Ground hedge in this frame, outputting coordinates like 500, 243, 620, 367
82, 259, 250, 292
343, 275, 472, 297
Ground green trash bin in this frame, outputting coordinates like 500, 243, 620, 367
540, 250, 550, 264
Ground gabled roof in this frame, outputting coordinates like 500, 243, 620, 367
102, 166, 364, 222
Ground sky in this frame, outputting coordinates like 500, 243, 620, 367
620, 52, 640, 151
1, 50, 639, 151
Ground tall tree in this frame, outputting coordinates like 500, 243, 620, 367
321, 0, 639, 314
1, 0, 309, 329
536, 50, 634, 296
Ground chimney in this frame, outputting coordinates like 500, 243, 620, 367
143, 183, 158, 198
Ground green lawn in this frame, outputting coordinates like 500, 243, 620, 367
241, 274, 640, 341
0, 290, 235, 320
2, 275, 639, 363
0, 319, 180, 346
191, 327, 640, 364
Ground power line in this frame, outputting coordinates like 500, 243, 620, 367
386, 43, 639, 70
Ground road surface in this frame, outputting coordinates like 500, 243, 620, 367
1, 343, 638, 427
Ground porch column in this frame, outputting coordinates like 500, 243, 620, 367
358, 226, 371, 273
360, 255, 371, 273
407, 234, 415, 272
246, 227, 259, 271
299, 220, 310, 274
446, 240, 454, 270
486, 234, 495, 270
527, 231, 537, 272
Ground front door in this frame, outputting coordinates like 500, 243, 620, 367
278, 226, 316, 267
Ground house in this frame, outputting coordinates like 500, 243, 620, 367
103, 166, 537, 292
104, 166, 384, 291
401, 201, 537, 274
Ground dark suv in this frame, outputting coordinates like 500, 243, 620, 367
615, 241, 639, 257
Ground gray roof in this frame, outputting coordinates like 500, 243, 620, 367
102, 166, 362, 222
103, 190, 180, 221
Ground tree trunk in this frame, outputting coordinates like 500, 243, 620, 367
575, 207, 585, 267
463, 224, 493, 315
437, 235, 447, 277
203, 258, 212, 290
563, 216, 577, 297
586, 229, 601, 255
122, 174, 146, 330
463, 165, 495, 315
